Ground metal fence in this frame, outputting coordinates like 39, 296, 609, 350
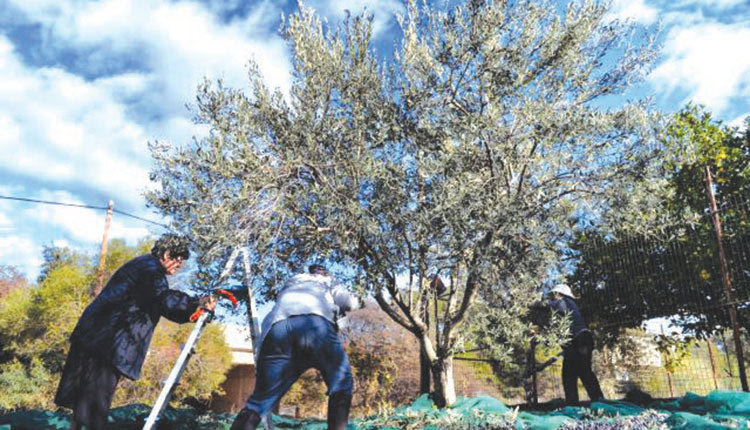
453, 180, 750, 404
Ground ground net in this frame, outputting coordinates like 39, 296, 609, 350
5, 389, 750, 429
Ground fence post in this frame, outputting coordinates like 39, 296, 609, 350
666, 369, 675, 398
704, 166, 748, 391
94, 200, 114, 297
660, 325, 676, 398
531, 340, 538, 405
707, 339, 719, 390
524, 338, 538, 405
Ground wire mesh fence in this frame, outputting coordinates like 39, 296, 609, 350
453, 192, 750, 404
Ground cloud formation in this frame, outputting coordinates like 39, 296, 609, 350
0, 0, 749, 281
610, 0, 658, 24
649, 12, 750, 116
0, 38, 150, 197
0, 0, 294, 278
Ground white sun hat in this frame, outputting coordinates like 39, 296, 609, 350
551, 283, 575, 299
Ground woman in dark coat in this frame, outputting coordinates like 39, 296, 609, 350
55, 234, 215, 430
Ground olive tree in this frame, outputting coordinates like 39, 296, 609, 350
148, 0, 660, 406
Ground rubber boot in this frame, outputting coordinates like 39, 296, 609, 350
327, 391, 352, 430
231, 408, 262, 430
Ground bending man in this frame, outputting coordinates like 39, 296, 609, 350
232, 264, 358, 430
549, 283, 604, 405
55, 234, 216, 430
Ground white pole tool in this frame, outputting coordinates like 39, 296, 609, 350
241, 249, 273, 430
143, 248, 242, 430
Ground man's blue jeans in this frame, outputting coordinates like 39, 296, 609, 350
245, 314, 353, 416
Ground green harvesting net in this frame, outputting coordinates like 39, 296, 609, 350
3, 390, 750, 429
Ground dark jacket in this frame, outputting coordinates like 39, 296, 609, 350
549, 296, 589, 340
69, 254, 199, 380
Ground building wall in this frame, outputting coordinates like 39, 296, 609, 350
212, 323, 258, 413
212, 364, 255, 413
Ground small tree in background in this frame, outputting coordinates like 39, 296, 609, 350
36, 245, 89, 284
0, 265, 26, 299
148, 0, 661, 406
282, 371, 329, 418
115, 320, 231, 408
342, 305, 420, 415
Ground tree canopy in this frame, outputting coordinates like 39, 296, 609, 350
0, 265, 25, 299
148, 0, 661, 406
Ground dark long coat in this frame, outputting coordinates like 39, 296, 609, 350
69, 254, 199, 380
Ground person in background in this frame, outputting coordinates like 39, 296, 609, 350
232, 264, 359, 430
54, 234, 217, 430
548, 283, 604, 406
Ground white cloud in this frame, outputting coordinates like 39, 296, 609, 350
0, 113, 21, 146
0, 234, 41, 279
661, 0, 749, 10
0, 0, 294, 207
609, 0, 658, 24
650, 22, 750, 114
728, 113, 749, 130
0, 44, 152, 205
0, 0, 297, 279
94, 72, 151, 99
52, 239, 70, 248
0, 212, 11, 228
9, 0, 292, 97
0, 185, 153, 278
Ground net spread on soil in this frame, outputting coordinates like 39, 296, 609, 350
4, 390, 750, 429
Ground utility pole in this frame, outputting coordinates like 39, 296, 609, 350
94, 200, 114, 297
705, 166, 747, 391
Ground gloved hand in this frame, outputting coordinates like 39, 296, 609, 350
528, 300, 546, 310
199, 295, 218, 312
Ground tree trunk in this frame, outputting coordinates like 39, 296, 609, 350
666, 370, 675, 398
430, 356, 456, 408
419, 285, 431, 395
420, 344, 431, 395
524, 338, 538, 405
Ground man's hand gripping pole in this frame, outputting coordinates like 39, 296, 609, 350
189, 288, 241, 322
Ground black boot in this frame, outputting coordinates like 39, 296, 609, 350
231, 408, 261, 430
327, 391, 352, 430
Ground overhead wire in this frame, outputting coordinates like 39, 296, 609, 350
0, 194, 170, 228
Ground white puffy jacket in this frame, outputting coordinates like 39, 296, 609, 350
258, 273, 357, 350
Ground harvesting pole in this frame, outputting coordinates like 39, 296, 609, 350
143, 247, 242, 430
241, 248, 274, 430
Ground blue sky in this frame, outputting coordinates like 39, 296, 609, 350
0, 0, 749, 281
